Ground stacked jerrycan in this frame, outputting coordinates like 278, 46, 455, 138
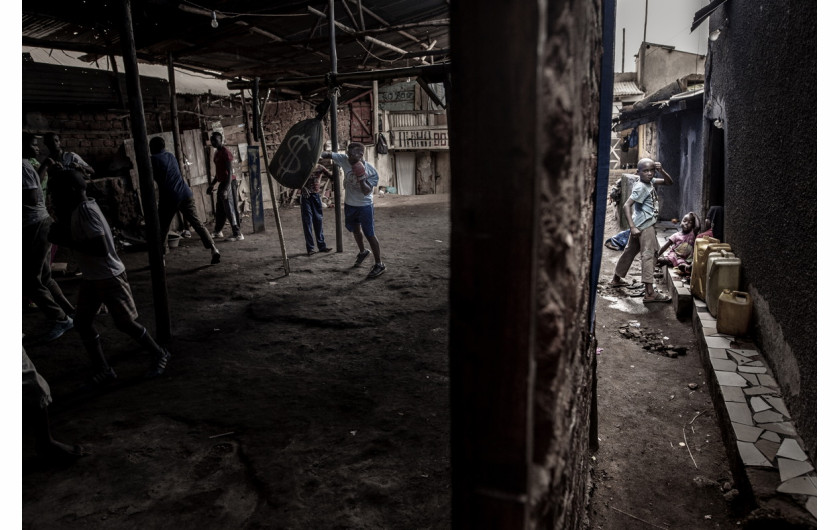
690, 237, 731, 301
706, 250, 741, 317
717, 289, 753, 336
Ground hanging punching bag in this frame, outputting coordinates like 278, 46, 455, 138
268, 99, 331, 189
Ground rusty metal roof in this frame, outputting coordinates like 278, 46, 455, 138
613, 81, 643, 98
22, 0, 450, 101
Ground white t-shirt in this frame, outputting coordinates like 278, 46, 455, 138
23, 160, 50, 227
330, 153, 379, 207
70, 199, 125, 280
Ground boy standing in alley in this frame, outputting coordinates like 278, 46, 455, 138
321, 142, 386, 278
48, 170, 171, 385
208, 132, 243, 242
609, 158, 673, 303
149, 136, 221, 264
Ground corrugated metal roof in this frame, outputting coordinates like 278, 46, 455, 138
614, 81, 643, 97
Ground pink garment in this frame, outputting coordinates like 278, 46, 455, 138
664, 230, 696, 267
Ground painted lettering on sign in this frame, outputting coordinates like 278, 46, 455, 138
393, 129, 449, 150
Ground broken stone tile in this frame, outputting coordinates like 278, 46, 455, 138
705, 336, 733, 349
753, 410, 785, 423
776, 438, 808, 462
708, 348, 728, 359
777, 458, 814, 482
716, 371, 749, 387
732, 422, 763, 443
726, 402, 754, 425
711, 358, 738, 372
759, 422, 797, 436
764, 396, 790, 417
777, 475, 817, 496
755, 439, 781, 461
738, 365, 768, 374
744, 386, 778, 396
741, 373, 759, 386
757, 374, 779, 388
727, 348, 759, 357
737, 441, 773, 467
806, 497, 816, 518
727, 351, 754, 365
744, 360, 765, 367
721, 386, 746, 402
750, 397, 772, 412
760, 431, 781, 442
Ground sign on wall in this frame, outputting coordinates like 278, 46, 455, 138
392, 129, 449, 150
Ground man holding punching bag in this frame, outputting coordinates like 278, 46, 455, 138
321, 143, 386, 279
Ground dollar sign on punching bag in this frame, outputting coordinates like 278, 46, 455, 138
268, 100, 331, 189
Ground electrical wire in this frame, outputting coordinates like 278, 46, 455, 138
181, 0, 308, 19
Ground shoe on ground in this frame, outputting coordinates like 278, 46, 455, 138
88, 366, 117, 388
211, 250, 221, 264
180, 230, 192, 239
146, 348, 171, 378
319, 247, 332, 253
307, 249, 317, 256
212, 231, 225, 239
44, 317, 74, 343
354, 249, 371, 267
227, 234, 245, 242
367, 262, 387, 279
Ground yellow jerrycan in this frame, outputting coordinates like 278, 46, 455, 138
690, 238, 730, 300
717, 290, 752, 336
706, 250, 741, 317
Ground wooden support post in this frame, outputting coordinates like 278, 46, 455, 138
253, 77, 290, 275
167, 51, 185, 179
239, 89, 253, 145
119, 0, 171, 343
329, 0, 344, 253
372, 80, 379, 157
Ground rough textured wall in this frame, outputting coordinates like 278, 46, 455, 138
656, 109, 704, 221
640, 45, 706, 93
531, 0, 601, 527
705, 1, 816, 461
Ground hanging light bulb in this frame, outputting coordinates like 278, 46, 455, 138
211, 11, 219, 28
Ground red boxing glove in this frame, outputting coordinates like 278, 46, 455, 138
352, 161, 366, 178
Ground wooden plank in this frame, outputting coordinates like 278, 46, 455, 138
434, 151, 451, 194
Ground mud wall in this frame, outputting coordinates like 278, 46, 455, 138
704, 1, 816, 461
449, 0, 601, 527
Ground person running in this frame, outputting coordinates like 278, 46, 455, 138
149, 136, 221, 264
47, 170, 171, 385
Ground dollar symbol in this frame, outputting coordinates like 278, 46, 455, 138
277, 134, 311, 176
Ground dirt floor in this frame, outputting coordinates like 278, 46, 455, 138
23, 193, 748, 529
22, 194, 452, 529
589, 209, 743, 529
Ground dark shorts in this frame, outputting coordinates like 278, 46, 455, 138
344, 204, 376, 238
77, 272, 139, 324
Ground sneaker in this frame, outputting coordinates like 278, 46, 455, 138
44, 317, 74, 343
354, 249, 371, 267
146, 348, 171, 378
180, 230, 192, 239
319, 247, 332, 253
212, 231, 225, 239
227, 234, 245, 242
307, 249, 317, 256
367, 262, 387, 279
88, 366, 117, 387
211, 249, 221, 264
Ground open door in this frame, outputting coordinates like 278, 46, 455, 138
395, 151, 416, 195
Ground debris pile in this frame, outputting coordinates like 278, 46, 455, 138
617, 320, 687, 358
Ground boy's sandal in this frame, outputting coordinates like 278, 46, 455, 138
643, 292, 672, 303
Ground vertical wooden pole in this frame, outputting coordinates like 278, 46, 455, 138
329, 0, 344, 253
254, 78, 290, 275
119, 0, 171, 343
167, 51, 185, 179
239, 88, 253, 145
372, 80, 379, 152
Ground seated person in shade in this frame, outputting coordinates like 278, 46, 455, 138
656, 212, 700, 274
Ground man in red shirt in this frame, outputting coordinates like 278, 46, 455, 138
207, 132, 243, 241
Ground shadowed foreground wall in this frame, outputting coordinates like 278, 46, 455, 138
704, 1, 816, 462
449, 0, 603, 527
